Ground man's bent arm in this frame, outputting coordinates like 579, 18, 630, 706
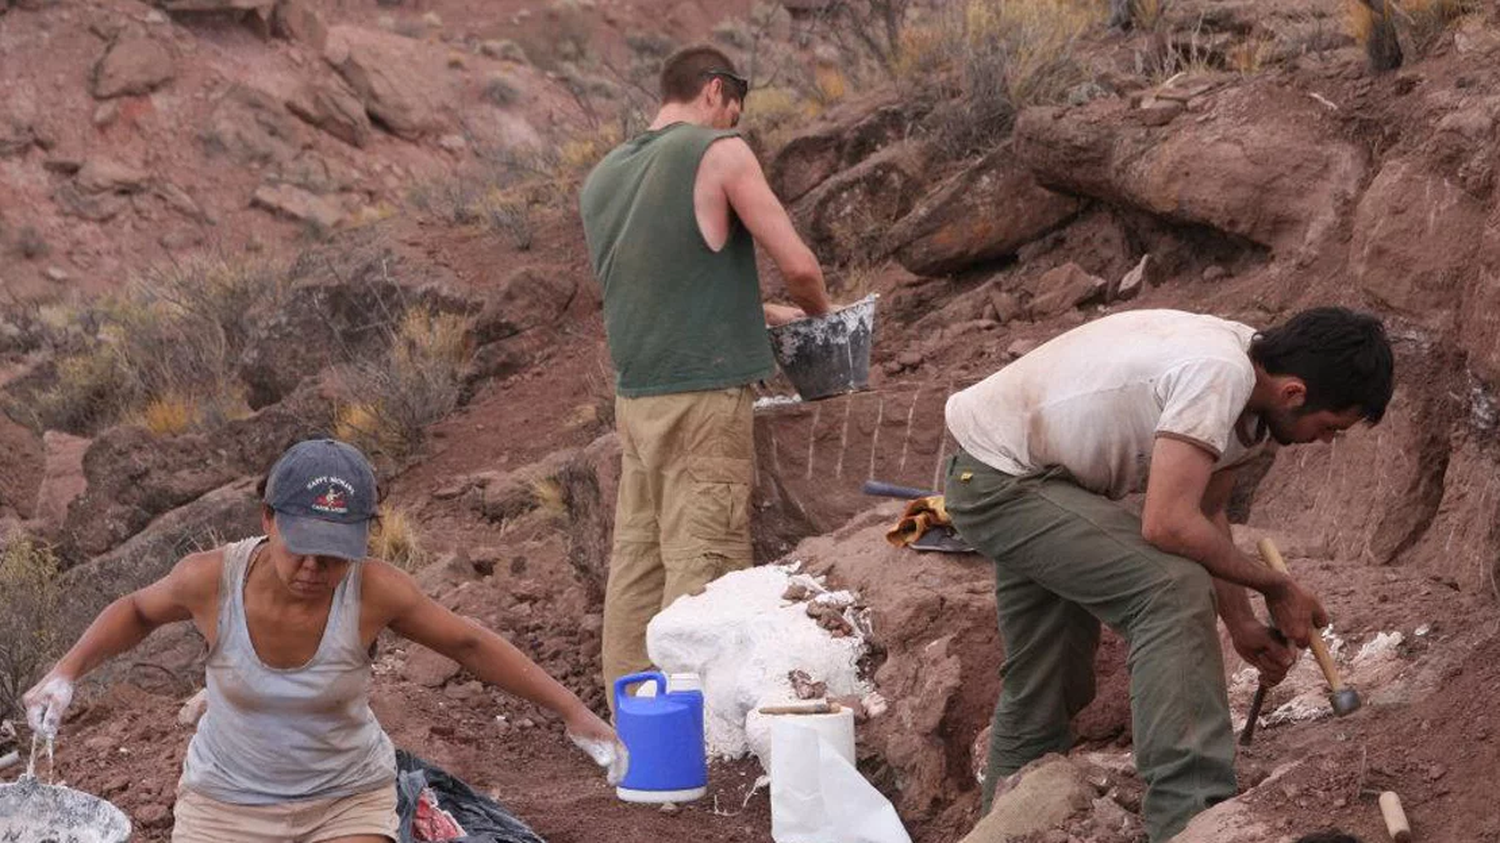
1199, 467, 1259, 631
710, 138, 832, 316
1141, 436, 1328, 645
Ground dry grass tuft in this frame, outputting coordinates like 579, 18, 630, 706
531, 477, 568, 520
369, 504, 425, 571
133, 394, 200, 436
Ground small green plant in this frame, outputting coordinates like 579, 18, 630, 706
0, 533, 63, 721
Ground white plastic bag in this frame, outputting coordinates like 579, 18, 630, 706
769, 711, 910, 843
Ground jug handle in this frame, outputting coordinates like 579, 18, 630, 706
614, 671, 667, 708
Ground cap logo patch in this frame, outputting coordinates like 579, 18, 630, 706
306, 476, 356, 514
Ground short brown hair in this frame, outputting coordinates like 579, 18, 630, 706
659, 45, 742, 104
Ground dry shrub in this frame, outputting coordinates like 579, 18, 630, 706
1227, 34, 1274, 73
903, 0, 1098, 155
1401, 0, 1479, 50
742, 86, 817, 155
369, 504, 424, 571
1132, 0, 1170, 30
336, 307, 473, 460
21, 253, 282, 435
481, 190, 535, 251
29, 347, 134, 435
969, 0, 1097, 107
0, 533, 62, 720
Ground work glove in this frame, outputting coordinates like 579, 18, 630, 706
565, 710, 630, 786
23, 675, 74, 739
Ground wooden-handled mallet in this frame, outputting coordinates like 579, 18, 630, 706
1380, 790, 1412, 842
1257, 537, 1363, 717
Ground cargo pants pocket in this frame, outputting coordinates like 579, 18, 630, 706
681, 456, 752, 544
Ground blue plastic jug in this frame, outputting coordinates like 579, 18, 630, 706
613, 671, 708, 803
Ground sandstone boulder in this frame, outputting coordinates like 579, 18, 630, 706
0, 412, 43, 520
401, 647, 461, 688
472, 265, 578, 343
59, 386, 331, 562
177, 689, 208, 727
54, 158, 150, 221
888, 144, 1083, 276
771, 132, 841, 204
92, 35, 176, 99
556, 433, 621, 602
286, 77, 372, 148
957, 755, 1099, 842
251, 182, 344, 229
76, 158, 150, 194
793, 142, 928, 265
1014, 87, 1366, 258
326, 25, 452, 140
1350, 158, 1484, 317
60, 477, 262, 619
1027, 262, 1108, 316
770, 99, 930, 202
33, 430, 89, 535
203, 84, 306, 165
271, 0, 327, 50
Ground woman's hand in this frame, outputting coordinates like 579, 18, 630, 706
23, 673, 75, 738
564, 708, 629, 786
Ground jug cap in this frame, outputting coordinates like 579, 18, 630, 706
667, 673, 703, 693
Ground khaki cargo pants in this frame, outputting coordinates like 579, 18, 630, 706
944, 449, 1237, 843
602, 386, 755, 712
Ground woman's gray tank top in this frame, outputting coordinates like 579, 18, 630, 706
181, 536, 396, 804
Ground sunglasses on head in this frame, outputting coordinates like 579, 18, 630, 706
701, 69, 749, 101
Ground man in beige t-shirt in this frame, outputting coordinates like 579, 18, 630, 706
944, 308, 1393, 842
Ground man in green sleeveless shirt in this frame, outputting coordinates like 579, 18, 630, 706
579, 45, 833, 709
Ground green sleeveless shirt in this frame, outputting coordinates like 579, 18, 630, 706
579, 123, 775, 398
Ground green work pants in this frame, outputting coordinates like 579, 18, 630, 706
943, 449, 1236, 843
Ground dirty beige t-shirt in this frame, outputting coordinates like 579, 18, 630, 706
945, 309, 1268, 499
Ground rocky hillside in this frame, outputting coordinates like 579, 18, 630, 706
5, 0, 1500, 840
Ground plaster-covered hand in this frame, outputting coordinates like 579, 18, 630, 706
23, 674, 75, 738
565, 709, 630, 786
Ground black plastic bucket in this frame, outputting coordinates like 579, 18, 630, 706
767, 295, 877, 401
0, 778, 132, 843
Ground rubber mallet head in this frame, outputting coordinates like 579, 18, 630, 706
1256, 539, 1366, 721
1329, 686, 1362, 717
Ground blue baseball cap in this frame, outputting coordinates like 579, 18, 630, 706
264, 439, 378, 561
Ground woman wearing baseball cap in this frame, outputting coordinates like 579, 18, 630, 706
23, 438, 626, 842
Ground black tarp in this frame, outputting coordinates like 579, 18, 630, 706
396, 750, 546, 843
